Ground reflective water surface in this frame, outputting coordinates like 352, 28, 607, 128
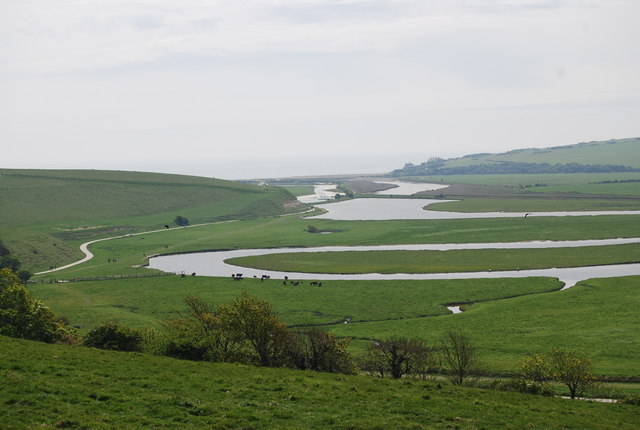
148, 238, 640, 288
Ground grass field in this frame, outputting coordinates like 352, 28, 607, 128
29, 276, 562, 332
30, 212, 640, 278
3, 160, 640, 418
29, 273, 639, 377
227, 243, 640, 274
427, 197, 640, 212
330, 276, 640, 376
2, 335, 639, 430
444, 138, 640, 168
0, 169, 304, 271
412, 172, 640, 196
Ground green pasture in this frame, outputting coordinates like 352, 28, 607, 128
227, 244, 640, 274
29, 276, 562, 332
330, 276, 640, 377
33, 213, 640, 277
427, 197, 640, 212
281, 185, 316, 196
3, 336, 638, 430
0, 169, 298, 228
444, 138, 640, 168
414, 172, 640, 196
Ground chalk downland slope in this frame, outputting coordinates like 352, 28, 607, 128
393, 137, 640, 176
0, 169, 304, 270
1, 335, 638, 430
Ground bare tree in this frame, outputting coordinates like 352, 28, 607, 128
362, 336, 434, 379
439, 329, 483, 385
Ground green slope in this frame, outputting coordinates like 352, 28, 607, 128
1, 335, 638, 429
393, 138, 640, 176
0, 169, 304, 271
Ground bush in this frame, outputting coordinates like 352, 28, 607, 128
83, 321, 144, 352
174, 215, 189, 226
0, 268, 77, 343
622, 395, 640, 406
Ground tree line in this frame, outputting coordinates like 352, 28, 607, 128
0, 269, 605, 400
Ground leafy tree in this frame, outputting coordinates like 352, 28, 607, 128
362, 336, 434, 379
440, 329, 483, 385
519, 352, 553, 386
548, 348, 595, 399
174, 215, 189, 226
294, 328, 355, 374
306, 225, 319, 233
218, 292, 296, 367
161, 296, 243, 362
16, 269, 32, 282
0, 240, 22, 273
0, 268, 76, 343
83, 321, 143, 352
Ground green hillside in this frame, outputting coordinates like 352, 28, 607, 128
2, 335, 638, 429
0, 169, 304, 271
393, 138, 640, 176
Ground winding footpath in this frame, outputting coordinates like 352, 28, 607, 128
35, 220, 239, 276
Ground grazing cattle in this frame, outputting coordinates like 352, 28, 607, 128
164, 224, 170, 229
284, 276, 288, 281
191, 272, 196, 276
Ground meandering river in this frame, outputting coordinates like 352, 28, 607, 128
147, 238, 640, 289
147, 181, 640, 288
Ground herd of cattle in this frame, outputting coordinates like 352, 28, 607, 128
230, 273, 322, 287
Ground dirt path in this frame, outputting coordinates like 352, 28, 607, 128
34, 220, 239, 276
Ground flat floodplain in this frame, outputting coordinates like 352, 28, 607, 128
36, 213, 640, 277
330, 276, 640, 376
29, 276, 562, 331
226, 243, 640, 274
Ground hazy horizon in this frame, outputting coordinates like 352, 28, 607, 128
2, 1, 639, 180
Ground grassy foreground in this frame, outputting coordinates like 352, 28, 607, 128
1, 336, 638, 430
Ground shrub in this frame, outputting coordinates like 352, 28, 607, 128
0, 268, 77, 343
83, 321, 144, 352
174, 215, 189, 226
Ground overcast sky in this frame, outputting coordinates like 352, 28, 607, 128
1, 0, 639, 179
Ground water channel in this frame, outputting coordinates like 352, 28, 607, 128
148, 182, 640, 289
148, 238, 640, 289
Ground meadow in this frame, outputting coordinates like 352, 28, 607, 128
3, 141, 640, 427
2, 335, 639, 430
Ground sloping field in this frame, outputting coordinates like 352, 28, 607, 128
1, 335, 638, 429
0, 169, 303, 270
450, 138, 640, 168
0, 169, 299, 227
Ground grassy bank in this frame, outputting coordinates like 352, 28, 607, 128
1, 335, 638, 429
